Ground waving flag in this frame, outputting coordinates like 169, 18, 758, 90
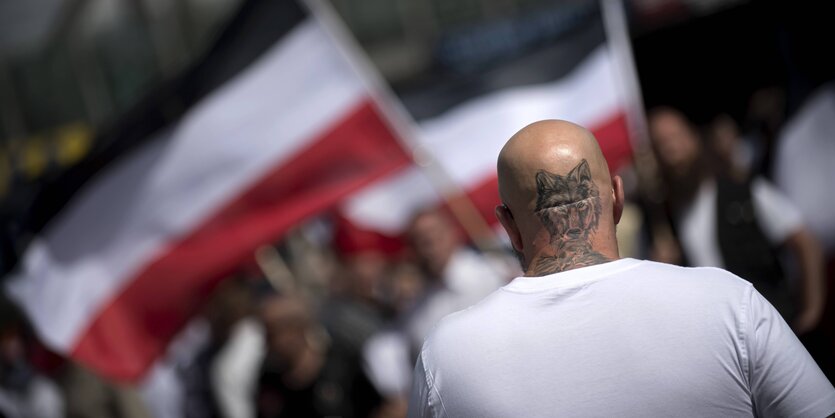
4, 0, 409, 382
342, 0, 637, 236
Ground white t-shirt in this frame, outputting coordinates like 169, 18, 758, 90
677, 177, 803, 268
408, 258, 835, 418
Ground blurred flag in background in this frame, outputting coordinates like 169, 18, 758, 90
3, 0, 644, 384
341, 0, 637, 238
4, 0, 409, 382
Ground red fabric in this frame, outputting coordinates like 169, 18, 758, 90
331, 110, 632, 254
332, 213, 404, 256
591, 112, 633, 176
334, 111, 632, 250
451, 111, 632, 230
72, 100, 409, 381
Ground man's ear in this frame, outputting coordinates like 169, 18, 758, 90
611, 175, 625, 225
495, 204, 524, 253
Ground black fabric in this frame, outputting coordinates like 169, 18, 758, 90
256, 349, 381, 418
715, 176, 792, 318
395, 1, 606, 121
182, 344, 222, 418
320, 297, 387, 357
2, 0, 307, 276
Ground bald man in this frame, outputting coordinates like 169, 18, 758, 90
407, 120, 835, 418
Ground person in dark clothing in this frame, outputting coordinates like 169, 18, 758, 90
320, 250, 391, 363
256, 295, 380, 418
648, 107, 826, 335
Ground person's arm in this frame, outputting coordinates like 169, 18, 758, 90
649, 222, 684, 265
750, 178, 825, 334
783, 229, 826, 334
745, 286, 835, 417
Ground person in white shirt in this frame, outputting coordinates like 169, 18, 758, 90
364, 209, 509, 413
648, 107, 825, 335
408, 119, 835, 418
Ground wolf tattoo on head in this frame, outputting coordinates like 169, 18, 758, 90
535, 159, 601, 241
531, 159, 608, 275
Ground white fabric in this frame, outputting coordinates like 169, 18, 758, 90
0, 376, 64, 418
677, 177, 803, 268
364, 249, 506, 397
408, 259, 835, 418
140, 363, 182, 418
363, 330, 413, 398
775, 83, 835, 252
4, 19, 367, 352
140, 317, 210, 418
404, 249, 508, 354
343, 46, 625, 235
211, 318, 266, 418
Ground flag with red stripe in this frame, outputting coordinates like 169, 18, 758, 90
342, 0, 636, 237
4, 0, 409, 382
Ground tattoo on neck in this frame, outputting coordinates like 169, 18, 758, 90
529, 159, 610, 276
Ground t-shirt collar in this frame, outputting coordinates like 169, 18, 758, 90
503, 258, 642, 293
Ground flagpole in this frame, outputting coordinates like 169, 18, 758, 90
600, 0, 676, 254
302, 0, 500, 251
600, 0, 648, 149
600, 0, 667, 200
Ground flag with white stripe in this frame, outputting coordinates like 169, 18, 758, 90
4, 0, 409, 382
342, 0, 635, 236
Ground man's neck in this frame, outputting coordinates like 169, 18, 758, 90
525, 241, 617, 277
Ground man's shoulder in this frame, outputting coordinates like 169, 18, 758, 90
624, 260, 755, 303
632, 259, 753, 290
420, 286, 506, 347
435, 260, 752, 319
422, 260, 756, 352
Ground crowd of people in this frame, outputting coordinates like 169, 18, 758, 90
645, 87, 835, 355
2, 83, 834, 417
0, 207, 519, 418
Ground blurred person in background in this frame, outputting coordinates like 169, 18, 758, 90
0, 300, 63, 418
321, 226, 396, 359
708, 87, 789, 181
257, 294, 380, 418
59, 362, 150, 418
400, 209, 512, 350
774, 81, 835, 380
207, 277, 265, 418
363, 208, 511, 416
708, 113, 750, 181
140, 315, 212, 418
742, 87, 788, 177
648, 107, 826, 335
319, 245, 393, 417
775, 82, 835, 256
383, 262, 426, 317
174, 277, 264, 418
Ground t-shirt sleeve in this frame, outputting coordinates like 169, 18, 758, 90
751, 177, 804, 244
745, 285, 835, 417
407, 346, 446, 418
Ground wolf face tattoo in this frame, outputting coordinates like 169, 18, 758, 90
531, 159, 609, 275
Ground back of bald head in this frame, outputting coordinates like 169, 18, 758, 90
495, 120, 623, 274
497, 120, 613, 217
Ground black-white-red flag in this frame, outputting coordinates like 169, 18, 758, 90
342, 0, 637, 236
4, 0, 409, 381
